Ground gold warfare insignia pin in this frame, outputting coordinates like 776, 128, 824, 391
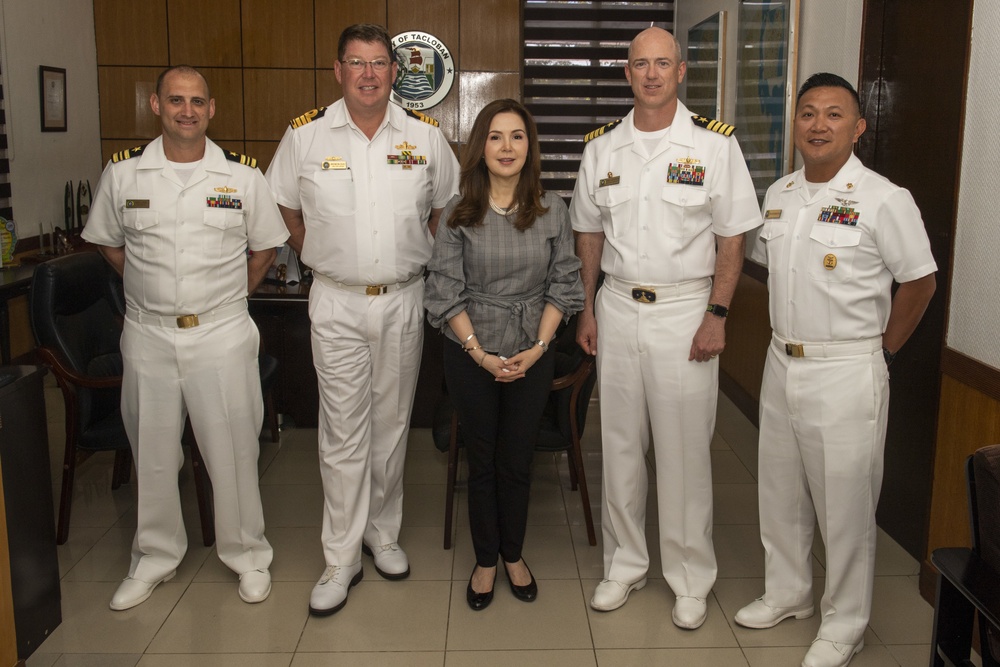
824, 254, 838, 270
214, 186, 237, 194
395, 141, 416, 151
599, 172, 620, 187
765, 209, 782, 219
125, 199, 149, 209
322, 157, 347, 170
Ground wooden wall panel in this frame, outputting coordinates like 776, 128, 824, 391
242, 0, 316, 68
168, 0, 242, 67
246, 141, 280, 174
243, 69, 316, 141
387, 0, 459, 60
720, 273, 770, 405
202, 68, 244, 141
460, 0, 520, 72
94, 0, 169, 66
458, 71, 521, 144
315, 0, 389, 69
98, 66, 162, 139
316, 70, 341, 107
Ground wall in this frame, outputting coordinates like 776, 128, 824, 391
0, 0, 103, 241
93, 0, 522, 171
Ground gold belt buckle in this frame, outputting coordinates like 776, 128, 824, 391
631, 286, 656, 303
365, 284, 387, 296
177, 314, 199, 328
785, 343, 804, 358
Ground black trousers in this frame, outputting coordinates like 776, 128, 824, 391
443, 340, 555, 567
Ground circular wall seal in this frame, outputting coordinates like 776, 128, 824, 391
390, 31, 456, 111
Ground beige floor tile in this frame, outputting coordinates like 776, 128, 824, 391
260, 484, 325, 527
51, 655, 142, 666
711, 450, 757, 485
147, 582, 312, 653
446, 580, 592, 651
382, 525, 454, 581
139, 656, 292, 667
874, 528, 920, 576
192, 526, 324, 582
56, 525, 113, 578
403, 448, 450, 484
56, 476, 135, 530
713, 483, 760, 525
586, 579, 738, 649
714, 525, 767, 579
711, 431, 732, 451
402, 483, 448, 527
36, 581, 185, 654
297, 580, 450, 652
886, 644, 931, 666
745, 644, 899, 667
259, 448, 323, 486
294, 653, 443, 666
25, 652, 60, 667
868, 575, 934, 645
571, 522, 605, 581
447, 649, 597, 667
596, 648, 749, 666
716, 395, 759, 481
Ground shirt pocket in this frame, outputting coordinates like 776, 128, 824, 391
594, 184, 631, 239
121, 209, 161, 260
123, 209, 159, 232
808, 223, 862, 282
660, 186, 711, 237
305, 169, 356, 218
758, 220, 788, 268
203, 208, 247, 260
389, 168, 430, 226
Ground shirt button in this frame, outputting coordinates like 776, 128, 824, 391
374, 259, 380, 264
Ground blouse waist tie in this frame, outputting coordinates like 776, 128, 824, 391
465, 284, 546, 356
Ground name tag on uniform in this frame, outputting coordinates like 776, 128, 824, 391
125, 199, 149, 209
765, 209, 782, 219
599, 172, 620, 187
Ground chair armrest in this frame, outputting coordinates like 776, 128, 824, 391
37, 346, 122, 389
551, 355, 594, 392
932, 547, 1000, 629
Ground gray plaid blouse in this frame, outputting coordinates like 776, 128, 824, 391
425, 192, 584, 358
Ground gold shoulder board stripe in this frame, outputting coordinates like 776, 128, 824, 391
584, 119, 622, 143
405, 109, 440, 127
111, 144, 147, 163
691, 115, 736, 136
225, 151, 258, 169
289, 106, 328, 129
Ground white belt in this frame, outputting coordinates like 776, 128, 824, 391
604, 275, 712, 303
313, 271, 421, 296
772, 332, 882, 358
125, 300, 247, 329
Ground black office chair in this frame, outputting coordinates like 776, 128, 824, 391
930, 444, 1000, 667
29, 252, 214, 546
433, 317, 599, 549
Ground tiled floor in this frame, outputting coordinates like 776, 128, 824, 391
27, 378, 937, 666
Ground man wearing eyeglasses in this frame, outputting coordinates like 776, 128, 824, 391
570, 27, 760, 629
266, 23, 459, 616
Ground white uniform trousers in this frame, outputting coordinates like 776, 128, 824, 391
309, 278, 424, 566
757, 338, 889, 644
121, 311, 272, 582
595, 279, 718, 597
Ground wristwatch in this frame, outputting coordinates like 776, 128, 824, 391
882, 346, 896, 366
706, 303, 729, 318
536, 339, 549, 352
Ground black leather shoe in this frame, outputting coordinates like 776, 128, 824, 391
466, 565, 495, 611
504, 559, 538, 602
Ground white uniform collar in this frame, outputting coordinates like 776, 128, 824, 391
777, 153, 865, 196
327, 98, 399, 135
610, 100, 696, 154
135, 136, 232, 176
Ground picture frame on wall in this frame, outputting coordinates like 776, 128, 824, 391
39, 66, 67, 132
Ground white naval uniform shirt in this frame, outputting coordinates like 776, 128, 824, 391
83, 137, 289, 315
751, 153, 937, 342
265, 99, 460, 285
569, 101, 761, 283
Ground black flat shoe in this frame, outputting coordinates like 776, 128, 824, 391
466, 565, 495, 611
504, 559, 538, 602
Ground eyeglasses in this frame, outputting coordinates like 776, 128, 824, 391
341, 58, 391, 72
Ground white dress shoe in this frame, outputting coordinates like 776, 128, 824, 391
802, 638, 864, 667
735, 597, 814, 629
363, 542, 410, 580
672, 595, 708, 630
309, 562, 363, 616
590, 577, 647, 611
109, 571, 175, 611
238, 569, 271, 603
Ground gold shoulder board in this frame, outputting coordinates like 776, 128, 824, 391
111, 144, 147, 163
691, 115, 736, 136
289, 106, 328, 129
405, 109, 440, 127
225, 151, 258, 169
584, 119, 622, 143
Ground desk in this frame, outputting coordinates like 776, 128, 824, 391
249, 282, 444, 429
0, 266, 36, 364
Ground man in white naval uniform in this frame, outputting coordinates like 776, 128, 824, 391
570, 27, 761, 630
735, 73, 936, 667
266, 23, 459, 616
84, 65, 289, 611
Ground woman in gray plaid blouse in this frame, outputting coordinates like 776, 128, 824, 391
425, 99, 584, 611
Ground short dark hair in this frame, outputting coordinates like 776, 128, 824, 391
797, 72, 861, 115
155, 65, 210, 98
337, 24, 393, 61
